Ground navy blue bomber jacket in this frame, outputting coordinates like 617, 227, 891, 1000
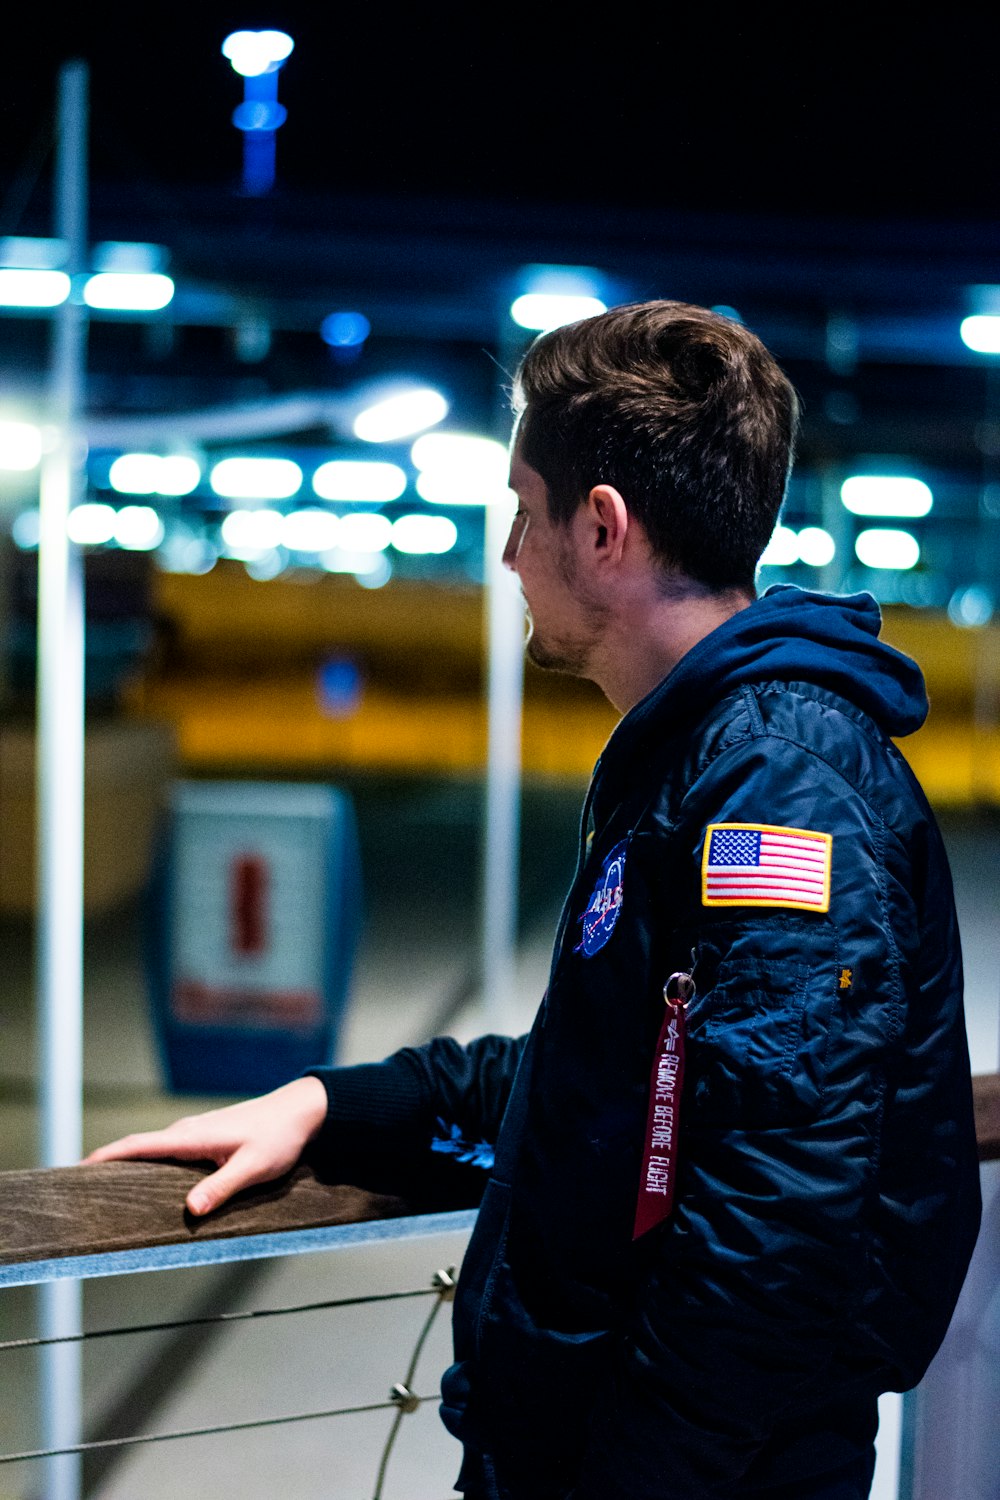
309, 586, 981, 1500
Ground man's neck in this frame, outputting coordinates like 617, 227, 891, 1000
587, 584, 754, 716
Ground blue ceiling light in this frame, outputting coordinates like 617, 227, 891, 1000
222, 30, 294, 197
960, 315, 1000, 354
510, 265, 609, 333
321, 311, 371, 349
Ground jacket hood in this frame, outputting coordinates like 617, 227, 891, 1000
611, 585, 928, 763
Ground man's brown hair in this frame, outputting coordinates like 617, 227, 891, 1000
512, 301, 799, 594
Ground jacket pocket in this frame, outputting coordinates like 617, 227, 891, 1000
684, 918, 837, 1127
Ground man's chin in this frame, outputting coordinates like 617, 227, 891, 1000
525, 633, 585, 676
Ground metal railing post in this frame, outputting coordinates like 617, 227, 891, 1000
36, 57, 89, 1500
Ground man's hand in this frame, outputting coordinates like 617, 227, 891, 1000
84, 1076, 329, 1217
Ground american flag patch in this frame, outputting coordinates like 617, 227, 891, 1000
701, 822, 832, 912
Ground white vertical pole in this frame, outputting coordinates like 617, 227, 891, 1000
36, 58, 88, 1500
480, 494, 525, 1034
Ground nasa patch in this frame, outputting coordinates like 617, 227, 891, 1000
578, 838, 628, 956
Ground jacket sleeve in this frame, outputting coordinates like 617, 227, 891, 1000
304, 1033, 527, 1206
571, 736, 903, 1498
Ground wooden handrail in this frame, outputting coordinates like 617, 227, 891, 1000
974, 1071, 1000, 1162
0, 1160, 408, 1270
1, 1072, 997, 1272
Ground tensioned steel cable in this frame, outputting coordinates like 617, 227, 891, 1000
1, 1265, 459, 1500
0, 1285, 437, 1353
372, 1268, 456, 1500
0, 1393, 441, 1465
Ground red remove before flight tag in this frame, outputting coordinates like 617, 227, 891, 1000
633, 972, 693, 1240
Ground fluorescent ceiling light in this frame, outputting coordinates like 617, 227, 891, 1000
840, 476, 932, 518
510, 292, 607, 332
391, 514, 458, 555
222, 29, 294, 76
312, 459, 406, 502
114, 505, 165, 551
109, 453, 201, 496
796, 527, 836, 567
960, 315, 1000, 354
411, 432, 509, 505
281, 509, 341, 553
83, 273, 174, 311
337, 512, 392, 552
353, 389, 448, 443
67, 503, 116, 546
211, 457, 302, 500
758, 524, 799, 567
0, 420, 42, 470
855, 528, 920, 570
0, 269, 70, 307
221, 508, 284, 557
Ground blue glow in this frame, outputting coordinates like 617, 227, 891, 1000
233, 99, 287, 132
317, 657, 363, 718
321, 311, 371, 348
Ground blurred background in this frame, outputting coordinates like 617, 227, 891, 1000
1, 10, 999, 1500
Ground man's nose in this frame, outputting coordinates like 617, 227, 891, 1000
502, 514, 528, 571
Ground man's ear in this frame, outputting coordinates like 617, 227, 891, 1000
584, 483, 629, 564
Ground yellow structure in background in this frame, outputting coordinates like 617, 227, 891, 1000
127, 566, 1000, 803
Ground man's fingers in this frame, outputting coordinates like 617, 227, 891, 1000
185, 1149, 274, 1217
83, 1131, 222, 1165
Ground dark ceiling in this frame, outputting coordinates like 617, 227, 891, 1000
2, 12, 999, 606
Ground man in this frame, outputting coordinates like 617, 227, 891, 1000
91, 302, 981, 1500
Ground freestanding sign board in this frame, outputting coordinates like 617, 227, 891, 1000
148, 782, 360, 1095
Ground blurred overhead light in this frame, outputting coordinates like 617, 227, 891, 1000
855, 528, 920, 570
222, 29, 294, 76
510, 292, 607, 332
83, 273, 174, 311
841, 475, 932, 518
156, 529, 218, 576
796, 527, 836, 567
961, 315, 1000, 354
312, 460, 406, 502
391, 514, 458, 555
321, 311, 370, 348
411, 433, 509, 505
948, 585, 993, 628
353, 388, 448, 443
0, 269, 70, 307
11, 510, 40, 549
211, 457, 302, 500
337, 512, 392, 552
758, 525, 799, 568
114, 505, 165, 551
0, 420, 42, 470
281, 509, 341, 553
244, 549, 287, 581
109, 453, 201, 496
321, 548, 390, 578
221, 508, 284, 557
67, 503, 116, 546
0, 236, 68, 269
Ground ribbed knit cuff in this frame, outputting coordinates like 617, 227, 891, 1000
303, 1053, 429, 1174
